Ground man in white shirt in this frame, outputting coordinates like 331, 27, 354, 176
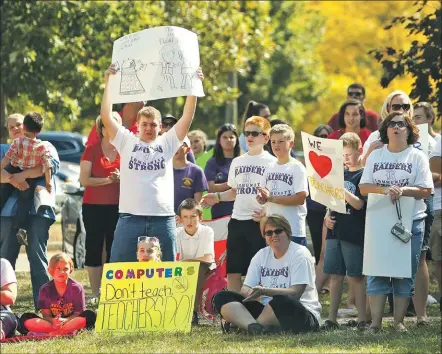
176, 199, 215, 325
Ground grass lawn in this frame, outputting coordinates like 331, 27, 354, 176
2, 270, 441, 353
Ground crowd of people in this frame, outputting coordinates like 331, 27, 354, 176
0, 67, 441, 339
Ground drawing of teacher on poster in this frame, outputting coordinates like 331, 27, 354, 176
109, 26, 205, 104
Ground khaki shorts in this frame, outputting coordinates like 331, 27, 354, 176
430, 210, 442, 261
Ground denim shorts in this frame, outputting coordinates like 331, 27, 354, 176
291, 236, 308, 247
109, 214, 176, 262
323, 239, 364, 277
367, 218, 425, 298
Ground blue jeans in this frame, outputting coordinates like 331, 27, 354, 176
0, 216, 52, 309
291, 236, 308, 246
367, 218, 425, 298
110, 214, 176, 262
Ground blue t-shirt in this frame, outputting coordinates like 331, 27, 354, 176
1, 143, 60, 220
204, 157, 235, 219
173, 162, 208, 214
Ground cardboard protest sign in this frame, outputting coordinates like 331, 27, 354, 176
95, 262, 199, 333
415, 123, 429, 156
109, 26, 204, 104
363, 194, 415, 278
301, 132, 346, 213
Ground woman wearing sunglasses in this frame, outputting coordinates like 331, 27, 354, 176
327, 100, 372, 145
213, 214, 321, 335
362, 90, 413, 166
359, 112, 433, 333
204, 124, 241, 219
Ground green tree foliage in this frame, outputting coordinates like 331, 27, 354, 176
370, 0, 441, 119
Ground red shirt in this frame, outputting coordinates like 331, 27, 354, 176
81, 142, 120, 205
327, 128, 372, 145
328, 109, 379, 132
86, 110, 138, 146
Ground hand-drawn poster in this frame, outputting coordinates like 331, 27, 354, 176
363, 194, 415, 278
110, 26, 204, 103
415, 123, 429, 156
95, 262, 199, 333
301, 132, 346, 213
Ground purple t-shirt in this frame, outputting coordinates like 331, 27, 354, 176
174, 162, 208, 214
37, 279, 86, 318
204, 157, 234, 219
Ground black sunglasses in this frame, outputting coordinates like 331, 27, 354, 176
162, 122, 175, 128
264, 228, 284, 237
348, 91, 363, 97
391, 104, 411, 112
244, 130, 265, 137
387, 121, 408, 129
318, 134, 328, 139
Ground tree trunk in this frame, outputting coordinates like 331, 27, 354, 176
0, 90, 7, 144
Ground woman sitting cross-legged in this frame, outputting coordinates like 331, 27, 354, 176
213, 214, 321, 334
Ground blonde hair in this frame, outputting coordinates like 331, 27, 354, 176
96, 112, 122, 140
339, 132, 362, 151
270, 124, 294, 142
137, 106, 161, 123
260, 214, 292, 239
188, 130, 208, 148
245, 116, 271, 134
380, 90, 413, 120
48, 252, 74, 271
5, 113, 24, 127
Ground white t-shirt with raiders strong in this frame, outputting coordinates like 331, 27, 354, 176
228, 151, 276, 220
361, 145, 433, 220
244, 242, 321, 322
264, 158, 308, 237
110, 126, 181, 216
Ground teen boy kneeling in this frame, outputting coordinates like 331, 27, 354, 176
176, 199, 215, 326
321, 133, 369, 331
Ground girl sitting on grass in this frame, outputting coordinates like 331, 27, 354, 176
19, 253, 96, 336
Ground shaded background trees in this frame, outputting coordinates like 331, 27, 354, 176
1, 0, 440, 144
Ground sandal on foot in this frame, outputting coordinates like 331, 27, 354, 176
345, 319, 358, 327
321, 320, 340, 331
416, 319, 430, 327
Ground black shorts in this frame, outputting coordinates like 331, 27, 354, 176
422, 196, 434, 255
82, 204, 119, 267
226, 218, 266, 275
213, 290, 319, 334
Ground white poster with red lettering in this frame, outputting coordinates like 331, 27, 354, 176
301, 132, 346, 213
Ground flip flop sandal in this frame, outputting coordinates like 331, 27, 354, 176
320, 320, 340, 331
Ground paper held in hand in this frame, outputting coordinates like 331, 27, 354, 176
363, 194, 415, 278
109, 26, 205, 103
301, 132, 346, 213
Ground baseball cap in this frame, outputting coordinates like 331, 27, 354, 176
161, 114, 178, 124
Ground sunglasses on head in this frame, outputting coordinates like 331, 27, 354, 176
348, 91, 363, 98
244, 130, 265, 137
264, 228, 284, 237
138, 236, 160, 245
387, 120, 408, 129
391, 104, 411, 112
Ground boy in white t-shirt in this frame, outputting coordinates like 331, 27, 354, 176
256, 124, 309, 246
176, 199, 215, 326
201, 116, 276, 292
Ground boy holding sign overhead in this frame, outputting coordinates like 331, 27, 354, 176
176, 199, 215, 326
321, 133, 368, 331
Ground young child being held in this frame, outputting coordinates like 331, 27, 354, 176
136, 236, 162, 262
0, 112, 52, 246
321, 132, 368, 331
176, 198, 215, 325
19, 253, 96, 336
256, 124, 309, 246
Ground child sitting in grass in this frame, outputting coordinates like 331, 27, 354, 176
136, 236, 162, 262
19, 253, 96, 336
176, 198, 215, 326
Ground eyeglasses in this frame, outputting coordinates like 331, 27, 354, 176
162, 122, 175, 128
138, 236, 160, 245
387, 121, 408, 129
391, 104, 411, 112
244, 130, 265, 137
348, 91, 363, 98
318, 134, 328, 139
264, 228, 284, 237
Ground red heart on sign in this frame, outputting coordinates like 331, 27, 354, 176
308, 151, 332, 178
